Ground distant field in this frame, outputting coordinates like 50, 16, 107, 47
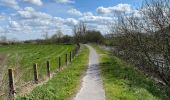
0, 44, 75, 96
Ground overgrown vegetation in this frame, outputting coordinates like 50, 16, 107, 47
16, 45, 89, 100
103, 0, 170, 90
92, 44, 169, 100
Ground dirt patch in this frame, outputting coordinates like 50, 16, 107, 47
0, 53, 9, 97
0, 54, 7, 64
0, 54, 8, 80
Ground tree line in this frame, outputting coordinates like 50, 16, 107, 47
22, 22, 104, 45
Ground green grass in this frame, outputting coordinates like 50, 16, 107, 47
0, 44, 75, 96
15, 45, 89, 100
92, 44, 169, 100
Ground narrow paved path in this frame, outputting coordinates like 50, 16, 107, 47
74, 45, 106, 100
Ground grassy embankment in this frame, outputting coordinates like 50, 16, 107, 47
0, 44, 75, 99
16, 45, 89, 100
92, 44, 168, 100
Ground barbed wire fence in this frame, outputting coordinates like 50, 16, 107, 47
0, 44, 80, 99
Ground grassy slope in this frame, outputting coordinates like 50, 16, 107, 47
92, 44, 168, 100
0, 44, 74, 82
16, 45, 89, 100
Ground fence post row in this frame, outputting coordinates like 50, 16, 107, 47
8, 69, 15, 98
7, 45, 80, 97
65, 54, 68, 65
58, 57, 61, 71
6, 45, 80, 99
46, 61, 50, 78
33, 63, 38, 83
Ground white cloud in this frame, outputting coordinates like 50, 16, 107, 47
0, 0, 80, 40
83, 12, 93, 16
55, 0, 74, 4
17, 7, 78, 27
20, 19, 52, 27
17, 7, 52, 19
9, 21, 20, 28
0, 0, 19, 9
79, 15, 113, 25
13, 7, 79, 36
67, 8, 93, 17
97, 4, 132, 15
65, 18, 78, 26
14, 6, 113, 37
24, 0, 43, 6
0, 0, 121, 40
68, 8, 82, 16
9, 21, 22, 31
53, 17, 65, 24
97, 7, 111, 14
0, 0, 43, 9
53, 17, 78, 26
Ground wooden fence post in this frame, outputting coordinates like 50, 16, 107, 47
59, 57, 61, 71
65, 54, 68, 65
46, 61, 50, 78
33, 63, 38, 83
70, 52, 72, 62
8, 69, 15, 98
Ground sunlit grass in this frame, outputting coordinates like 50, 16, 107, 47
92, 44, 168, 100
0, 44, 75, 89
16, 45, 89, 100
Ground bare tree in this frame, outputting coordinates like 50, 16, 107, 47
73, 22, 87, 44
110, 0, 170, 87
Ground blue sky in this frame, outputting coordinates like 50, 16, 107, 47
0, 0, 144, 40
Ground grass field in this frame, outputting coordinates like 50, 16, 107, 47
92, 44, 169, 100
0, 44, 75, 98
16, 45, 89, 100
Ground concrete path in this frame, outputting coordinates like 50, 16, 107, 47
74, 45, 106, 100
